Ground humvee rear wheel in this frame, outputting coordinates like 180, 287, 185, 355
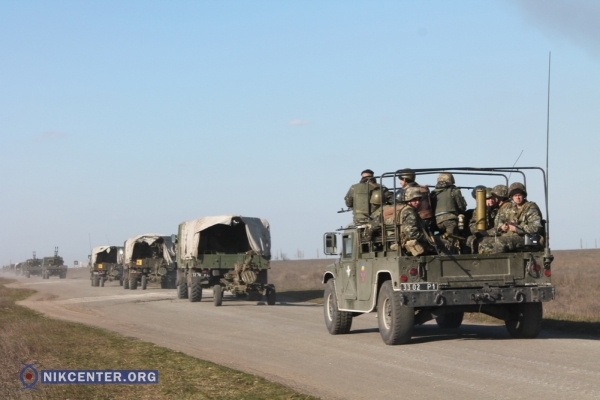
505, 302, 543, 339
141, 275, 147, 290
213, 285, 222, 306
435, 312, 464, 329
377, 281, 414, 345
266, 286, 276, 306
324, 280, 352, 335
129, 278, 138, 290
189, 282, 202, 302
177, 281, 188, 299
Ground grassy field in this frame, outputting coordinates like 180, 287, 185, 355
269, 250, 600, 334
0, 278, 317, 400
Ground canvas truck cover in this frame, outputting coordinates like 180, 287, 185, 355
179, 215, 271, 261
124, 234, 175, 265
91, 246, 125, 265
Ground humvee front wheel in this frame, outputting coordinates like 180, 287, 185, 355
189, 282, 202, 302
505, 302, 543, 339
435, 312, 464, 329
377, 281, 414, 345
213, 285, 222, 306
324, 280, 352, 335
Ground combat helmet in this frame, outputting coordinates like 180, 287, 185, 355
370, 190, 382, 205
485, 187, 493, 199
508, 182, 527, 198
471, 185, 487, 199
397, 168, 416, 182
403, 187, 422, 202
437, 172, 455, 185
491, 184, 509, 200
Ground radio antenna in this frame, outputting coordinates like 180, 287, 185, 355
507, 150, 524, 182
546, 52, 551, 189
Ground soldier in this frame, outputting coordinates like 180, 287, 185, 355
466, 187, 497, 253
398, 187, 431, 256
396, 168, 434, 230
430, 173, 467, 236
479, 182, 543, 254
345, 169, 382, 225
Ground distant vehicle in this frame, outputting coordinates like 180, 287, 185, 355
323, 167, 555, 345
22, 252, 42, 278
14, 262, 23, 276
41, 247, 67, 279
90, 246, 124, 287
123, 234, 177, 290
173, 215, 275, 306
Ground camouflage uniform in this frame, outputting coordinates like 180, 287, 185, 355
431, 181, 467, 235
404, 182, 434, 231
345, 177, 382, 224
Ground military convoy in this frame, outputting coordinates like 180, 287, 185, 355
41, 247, 67, 279
174, 215, 275, 306
22, 252, 42, 278
123, 234, 177, 290
323, 167, 555, 345
90, 246, 124, 287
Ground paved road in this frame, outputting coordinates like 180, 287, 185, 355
6, 274, 600, 400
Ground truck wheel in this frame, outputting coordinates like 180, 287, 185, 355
141, 275, 147, 290
377, 280, 414, 345
324, 280, 352, 334
177, 281, 188, 299
505, 302, 543, 339
213, 285, 223, 306
266, 287, 276, 305
189, 282, 202, 302
123, 277, 129, 289
130, 278, 138, 290
93, 276, 100, 287
100, 277, 105, 287
435, 312, 464, 329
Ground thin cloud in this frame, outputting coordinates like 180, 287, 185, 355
34, 131, 68, 141
289, 119, 310, 126
513, 0, 600, 58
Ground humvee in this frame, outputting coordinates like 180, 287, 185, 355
123, 234, 177, 290
323, 167, 554, 345
174, 215, 275, 306
22, 252, 42, 278
90, 246, 124, 287
41, 247, 67, 279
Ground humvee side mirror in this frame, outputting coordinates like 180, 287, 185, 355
171, 234, 178, 243
323, 233, 338, 255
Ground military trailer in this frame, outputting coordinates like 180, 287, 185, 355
323, 167, 554, 345
22, 252, 42, 278
174, 215, 275, 306
41, 247, 67, 279
90, 246, 124, 287
123, 234, 177, 290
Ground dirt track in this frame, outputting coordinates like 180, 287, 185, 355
6, 272, 600, 400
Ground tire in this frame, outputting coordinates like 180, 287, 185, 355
435, 311, 464, 329
377, 280, 414, 345
177, 281, 188, 299
93, 275, 100, 287
130, 278, 138, 290
266, 287, 276, 306
141, 275, 147, 290
213, 285, 223, 306
100, 277, 105, 287
323, 280, 352, 335
91, 276, 94, 286
505, 302, 543, 339
189, 282, 202, 302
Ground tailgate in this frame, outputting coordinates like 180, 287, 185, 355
426, 253, 525, 286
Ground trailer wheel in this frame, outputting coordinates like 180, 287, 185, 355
505, 302, 543, 339
213, 285, 222, 306
266, 286, 276, 305
129, 278, 137, 290
377, 280, 414, 345
189, 282, 202, 302
324, 279, 352, 335
177, 281, 188, 299
435, 312, 464, 329
141, 275, 147, 290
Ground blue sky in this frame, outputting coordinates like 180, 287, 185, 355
1, 0, 599, 265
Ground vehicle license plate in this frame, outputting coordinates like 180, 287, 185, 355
399, 283, 438, 291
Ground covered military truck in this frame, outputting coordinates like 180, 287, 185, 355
41, 247, 67, 279
90, 246, 124, 287
174, 215, 275, 306
123, 234, 177, 290
323, 167, 554, 345
22, 252, 42, 278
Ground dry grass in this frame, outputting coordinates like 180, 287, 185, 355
0, 278, 317, 400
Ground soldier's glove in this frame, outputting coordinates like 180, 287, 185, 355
474, 231, 489, 239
